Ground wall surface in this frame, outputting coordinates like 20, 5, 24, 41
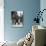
0, 0, 4, 42
40, 0, 46, 27
4, 0, 40, 42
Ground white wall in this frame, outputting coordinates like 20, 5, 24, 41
0, 0, 4, 42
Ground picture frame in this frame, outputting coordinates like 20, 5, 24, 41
11, 11, 24, 27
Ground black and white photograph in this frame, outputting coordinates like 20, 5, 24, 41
11, 11, 24, 27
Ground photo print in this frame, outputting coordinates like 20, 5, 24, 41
11, 11, 24, 27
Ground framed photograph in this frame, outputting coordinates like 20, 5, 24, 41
11, 11, 24, 27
